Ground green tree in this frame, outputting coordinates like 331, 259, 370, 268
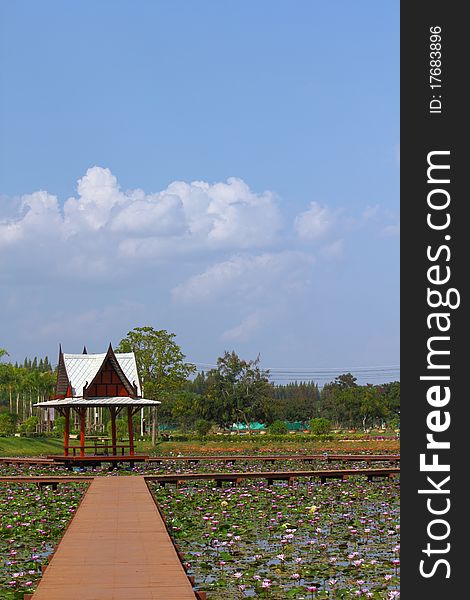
116, 326, 196, 441
382, 381, 400, 420
54, 415, 66, 436
0, 363, 16, 413
334, 373, 358, 388
308, 417, 332, 434
206, 351, 272, 430
320, 375, 394, 429
107, 418, 128, 440
187, 372, 208, 395
320, 373, 360, 427
117, 327, 196, 397
272, 382, 320, 422
268, 420, 289, 435
0, 412, 16, 435
194, 418, 212, 437
0, 348, 9, 361
19, 415, 39, 433
335, 387, 365, 428
359, 384, 386, 430
171, 391, 205, 431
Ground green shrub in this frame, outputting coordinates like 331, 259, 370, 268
268, 420, 289, 435
54, 416, 66, 436
194, 419, 212, 437
0, 413, 16, 436
106, 419, 128, 440
308, 417, 332, 435
19, 416, 39, 433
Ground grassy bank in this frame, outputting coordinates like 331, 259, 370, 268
0, 435, 399, 457
0, 436, 64, 456
138, 437, 400, 455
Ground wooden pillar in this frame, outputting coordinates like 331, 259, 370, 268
127, 407, 134, 456
110, 407, 117, 456
64, 407, 70, 457
152, 407, 156, 446
79, 408, 86, 457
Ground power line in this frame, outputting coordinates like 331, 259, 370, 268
191, 362, 399, 384
266, 366, 400, 373
191, 362, 399, 374
191, 361, 399, 368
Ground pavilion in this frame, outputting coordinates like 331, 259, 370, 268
34, 344, 160, 461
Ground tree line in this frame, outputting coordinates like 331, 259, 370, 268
0, 331, 400, 435
0, 348, 56, 433
169, 359, 398, 432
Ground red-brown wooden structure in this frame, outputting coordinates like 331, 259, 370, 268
35, 345, 160, 459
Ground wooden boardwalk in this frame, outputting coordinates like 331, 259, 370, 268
0, 476, 94, 482
0, 453, 399, 467
0, 457, 54, 465
31, 477, 196, 600
0, 475, 94, 490
149, 453, 400, 464
147, 467, 400, 486
0, 467, 399, 488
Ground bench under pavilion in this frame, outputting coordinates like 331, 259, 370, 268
34, 344, 160, 464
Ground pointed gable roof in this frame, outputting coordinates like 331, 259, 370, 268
59, 346, 141, 397
55, 345, 72, 398
84, 344, 137, 398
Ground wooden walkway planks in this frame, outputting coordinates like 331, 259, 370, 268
0, 476, 94, 482
31, 477, 196, 600
146, 467, 400, 486
0, 457, 54, 465
0, 453, 400, 466
0, 467, 400, 487
148, 454, 400, 463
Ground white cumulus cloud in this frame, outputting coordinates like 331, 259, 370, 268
361, 204, 399, 237
172, 251, 315, 304
320, 239, 344, 259
221, 312, 262, 342
0, 167, 284, 276
294, 201, 335, 241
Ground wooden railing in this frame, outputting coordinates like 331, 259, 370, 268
68, 443, 133, 457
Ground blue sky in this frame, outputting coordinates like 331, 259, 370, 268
0, 1, 399, 385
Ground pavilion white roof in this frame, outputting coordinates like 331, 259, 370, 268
34, 397, 160, 408
62, 352, 141, 397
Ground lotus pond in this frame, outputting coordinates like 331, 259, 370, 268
151, 478, 400, 599
0, 482, 88, 599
